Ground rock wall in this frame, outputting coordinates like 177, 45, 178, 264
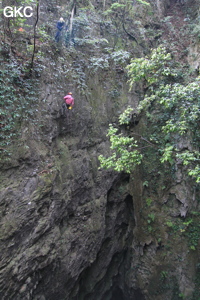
0, 0, 200, 299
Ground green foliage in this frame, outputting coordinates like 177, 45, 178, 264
184, 218, 200, 250
104, 0, 150, 16
89, 50, 130, 73
110, 50, 130, 64
143, 180, 149, 187
177, 151, 200, 183
160, 270, 168, 280
109, 3, 126, 10
136, 0, 150, 6
38, 26, 51, 43
146, 197, 152, 207
0, 54, 39, 160
101, 0, 151, 50
103, 2, 126, 16
147, 213, 155, 223
99, 123, 143, 173
119, 106, 134, 125
165, 215, 200, 251
160, 145, 174, 165
89, 56, 109, 72
191, 18, 200, 41
99, 46, 199, 182
126, 46, 200, 182
76, 37, 109, 46
127, 46, 174, 90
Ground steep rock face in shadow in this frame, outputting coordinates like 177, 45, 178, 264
0, 0, 200, 299
0, 1, 139, 298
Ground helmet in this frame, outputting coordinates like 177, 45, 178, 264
68, 92, 72, 95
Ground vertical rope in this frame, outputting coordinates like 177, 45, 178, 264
30, 0, 40, 73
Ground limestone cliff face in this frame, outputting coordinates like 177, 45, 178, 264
0, 0, 200, 299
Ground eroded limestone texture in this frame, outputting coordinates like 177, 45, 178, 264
0, 0, 200, 299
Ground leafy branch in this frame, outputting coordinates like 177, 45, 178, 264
99, 46, 200, 182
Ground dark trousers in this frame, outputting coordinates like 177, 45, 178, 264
55, 29, 62, 42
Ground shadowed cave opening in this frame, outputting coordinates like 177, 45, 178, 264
70, 184, 144, 300
110, 286, 145, 300
110, 286, 126, 300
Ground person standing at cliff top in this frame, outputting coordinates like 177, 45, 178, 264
55, 17, 65, 42
64, 92, 74, 110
